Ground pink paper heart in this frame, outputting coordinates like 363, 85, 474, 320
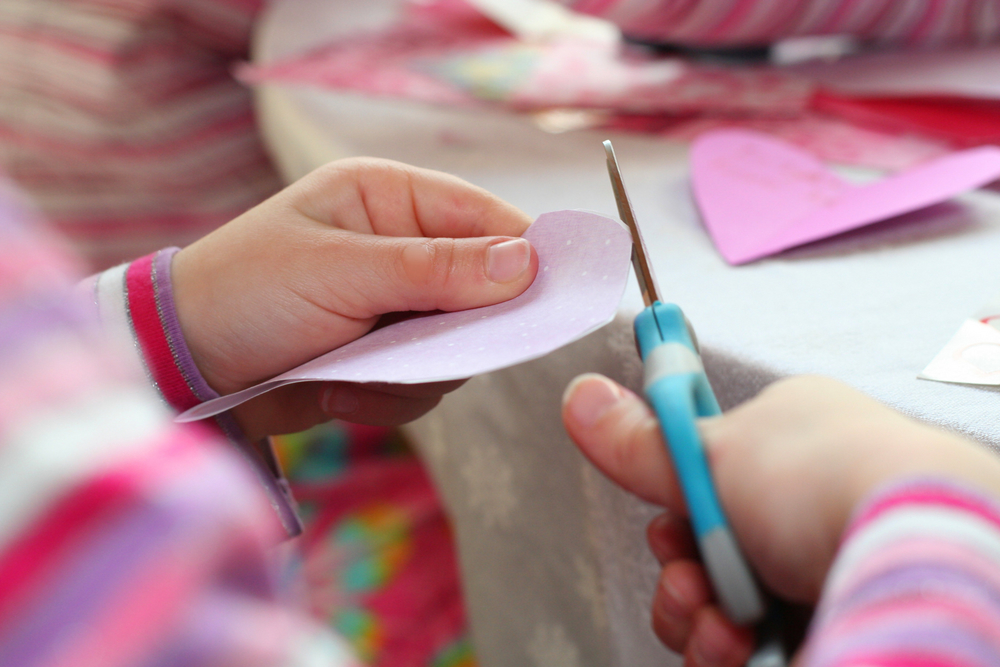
690, 129, 1000, 265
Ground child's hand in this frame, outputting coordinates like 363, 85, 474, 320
172, 158, 537, 439
562, 374, 1000, 667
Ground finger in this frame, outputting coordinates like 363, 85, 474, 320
296, 158, 534, 239
561, 373, 686, 510
231, 381, 447, 439
686, 607, 754, 667
363, 379, 467, 398
652, 559, 714, 652
312, 231, 538, 318
319, 383, 443, 424
648, 512, 698, 566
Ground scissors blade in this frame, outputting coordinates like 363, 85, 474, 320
603, 140, 660, 307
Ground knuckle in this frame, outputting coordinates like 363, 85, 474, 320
399, 238, 459, 290
755, 375, 837, 417
763, 374, 824, 398
758, 376, 797, 401
426, 238, 459, 287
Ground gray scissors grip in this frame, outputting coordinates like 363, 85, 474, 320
642, 343, 703, 390
699, 527, 766, 625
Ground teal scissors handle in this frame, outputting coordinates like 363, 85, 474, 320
635, 302, 766, 627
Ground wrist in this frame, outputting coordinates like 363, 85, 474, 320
171, 242, 235, 396
124, 248, 224, 411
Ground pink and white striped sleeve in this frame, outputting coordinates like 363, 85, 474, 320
563, 0, 1000, 47
84, 249, 303, 537
0, 178, 356, 667
801, 478, 1000, 667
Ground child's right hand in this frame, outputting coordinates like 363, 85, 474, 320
562, 374, 1000, 667
171, 158, 538, 439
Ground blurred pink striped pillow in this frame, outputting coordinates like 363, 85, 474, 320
563, 0, 1000, 47
0, 0, 281, 269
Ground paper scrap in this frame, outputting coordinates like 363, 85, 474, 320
178, 210, 632, 421
920, 320, 1000, 386
690, 129, 1000, 265
466, 0, 619, 44
921, 293, 1000, 386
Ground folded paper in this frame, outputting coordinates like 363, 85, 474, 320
237, 5, 814, 117
920, 320, 1000, 386
921, 292, 1000, 386
178, 210, 632, 421
690, 129, 1000, 265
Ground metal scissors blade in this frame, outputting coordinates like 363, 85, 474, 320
604, 140, 660, 307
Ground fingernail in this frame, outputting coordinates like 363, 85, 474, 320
660, 570, 697, 616
691, 617, 729, 667
321, 386, 359, 415
486, 239, 531, 283
657, 579, 689, 619
563, 373, 622, 428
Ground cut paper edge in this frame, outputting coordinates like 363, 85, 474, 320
177, 307, 623, 422
919, 319, 1000, 386
739, 146, 1000, 264
691, 130, 1000, 265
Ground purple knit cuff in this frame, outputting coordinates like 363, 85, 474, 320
152, 247, 219, 402
151, 248, 302, 537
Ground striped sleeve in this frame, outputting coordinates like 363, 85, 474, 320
801, 478, 1000, 667
90, 249, 303, 537
562, 0, 1000, 47
0, 180, 357, 667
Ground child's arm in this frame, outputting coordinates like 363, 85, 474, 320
562, 374, 1000, 666
90, 158, 537, 442
78, 158, 537, 535
170, 158, 537, 440
801, 477, 1000, 667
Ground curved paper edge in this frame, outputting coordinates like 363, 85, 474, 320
752, 145, 1000, 260
694, 133, 1000, 265
176, 304, 625, 422
690, 129, 845, 266
177, 379, 304, 422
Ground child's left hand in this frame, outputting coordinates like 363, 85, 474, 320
171, 158, 538, 439
562, 373, 1000, 667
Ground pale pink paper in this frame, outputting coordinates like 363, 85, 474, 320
690, 129, 1000, 265
178, 210, 632, 422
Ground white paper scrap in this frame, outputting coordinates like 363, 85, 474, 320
920, 319, 1000, 386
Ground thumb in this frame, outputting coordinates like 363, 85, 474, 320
561, 373, 687, 513
332, 232, 538, 316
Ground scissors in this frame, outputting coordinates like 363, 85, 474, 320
604, 140, 786, 667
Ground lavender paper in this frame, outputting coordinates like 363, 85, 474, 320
179, 210, 631, 421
